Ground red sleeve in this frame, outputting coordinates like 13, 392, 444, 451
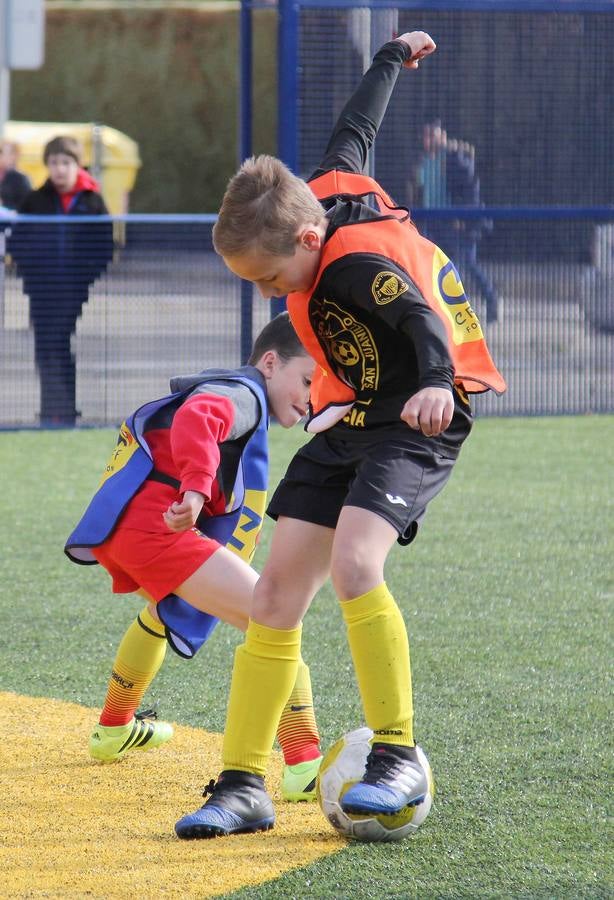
170, 393, 235, 499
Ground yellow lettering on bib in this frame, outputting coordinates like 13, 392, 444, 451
432, 249, 485, 345
227, 488, 267, 563
98, 422, 140, 487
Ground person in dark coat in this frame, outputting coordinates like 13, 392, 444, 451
0, 140, 31, 211
9, 135, 113, 425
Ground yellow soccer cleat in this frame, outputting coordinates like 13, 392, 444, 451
281, 755, 323, 802
89, 709, 173, 763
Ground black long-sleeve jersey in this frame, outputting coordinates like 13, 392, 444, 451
306, 40, 472, 452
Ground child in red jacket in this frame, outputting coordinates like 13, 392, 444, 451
66, 313, 322, 802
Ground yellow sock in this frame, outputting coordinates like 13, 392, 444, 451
99, 606, 167, 726
341, 583, 414, 747
222, 620, 302, 776
276, 658, 321, 765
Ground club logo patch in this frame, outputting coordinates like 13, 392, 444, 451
98, 422, 139, 487
313, 298, 379, 396
371, 271, 409, 305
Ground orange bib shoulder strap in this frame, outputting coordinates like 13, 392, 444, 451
308, 170, 401, 215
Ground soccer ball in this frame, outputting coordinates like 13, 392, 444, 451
316, 726, 434, 843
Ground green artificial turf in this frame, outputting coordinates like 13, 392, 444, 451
0, 416, 612, 898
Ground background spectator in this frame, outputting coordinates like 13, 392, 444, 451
0, 140, 32, 211
9, 135, 113, 425
413, 121, 499, 323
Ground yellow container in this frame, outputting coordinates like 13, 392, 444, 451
3, 121, 141, 215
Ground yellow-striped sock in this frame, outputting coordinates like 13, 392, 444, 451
222, 620, 302, 776
341, 583, 414, 746
99, 606, 167, 726
276, 658, 321, 765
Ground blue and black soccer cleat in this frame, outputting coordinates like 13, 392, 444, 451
175, 770, 275, 839
340, 742, 428, 815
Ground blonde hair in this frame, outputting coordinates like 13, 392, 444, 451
213, 155, 326, 258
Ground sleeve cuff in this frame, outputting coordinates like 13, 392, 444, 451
179, 472, 213, 499
418, 379, 454, 392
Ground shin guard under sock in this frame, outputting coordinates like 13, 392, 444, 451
341, 583, 414, 746
222, 620, 302, 776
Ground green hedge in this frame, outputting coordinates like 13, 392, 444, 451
12, 7, 277, 212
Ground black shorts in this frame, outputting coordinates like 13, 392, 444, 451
267, 428, 461, 546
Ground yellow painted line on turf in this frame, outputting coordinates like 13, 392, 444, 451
0, 692, 343, 898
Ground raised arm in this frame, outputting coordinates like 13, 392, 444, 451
311, 31, 436, 179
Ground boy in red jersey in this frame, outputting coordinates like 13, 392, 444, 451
66, 313, 322, 801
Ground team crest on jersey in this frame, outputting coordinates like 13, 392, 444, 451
314, 299, 379, 395
432, 249, 485, 345
98, 422, 139, 487
371, 271, 409, 305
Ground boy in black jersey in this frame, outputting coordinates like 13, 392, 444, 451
175, 31, 505, 839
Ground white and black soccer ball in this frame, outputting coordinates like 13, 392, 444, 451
316, 726, 434, 843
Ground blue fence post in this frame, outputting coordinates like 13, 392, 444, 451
239, 0, 254, 361
278, 0, 299, 174
272, 0, 300, 317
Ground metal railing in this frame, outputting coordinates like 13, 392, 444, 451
1, 211, 612, 428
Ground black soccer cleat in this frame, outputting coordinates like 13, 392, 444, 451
175, 770, 275, 839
